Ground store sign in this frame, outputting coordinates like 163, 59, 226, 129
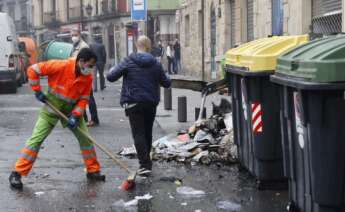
131, 0, 147, 21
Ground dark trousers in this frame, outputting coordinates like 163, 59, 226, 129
126, 103, 157, 170
167, 57, 175, 74
94, 63, 106, 92
84, 90, 99, 124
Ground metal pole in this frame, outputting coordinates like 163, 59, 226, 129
178, 96, 187, 122
80, 0, 84, 30
164, 88, 172, 110
201, 0, 205, 82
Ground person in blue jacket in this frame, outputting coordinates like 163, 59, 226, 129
107, 35, 171, 176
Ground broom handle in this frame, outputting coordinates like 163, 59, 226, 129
197, 93, 207, 122
45, 101, 132, 174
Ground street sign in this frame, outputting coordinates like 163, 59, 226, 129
131, 0, 147, 21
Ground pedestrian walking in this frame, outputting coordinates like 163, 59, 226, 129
107, 36, 171, 177
153, 41, 164, 63
166, 43, 175, 75
90, 36, 107, 91
174, 39, 181, 74
9, 48, 106, 190
71, 30, 100, 127
71, 29, 89, 57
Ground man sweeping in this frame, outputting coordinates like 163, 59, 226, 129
9, 48, 106, 190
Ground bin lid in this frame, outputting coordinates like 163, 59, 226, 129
225, 35, 309, 72
44, 40, 73, 61
276, 35, 345, 83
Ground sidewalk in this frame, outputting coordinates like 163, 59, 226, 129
155, 87, 230, 134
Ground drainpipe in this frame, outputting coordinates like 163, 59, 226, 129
80, 0, 84, 30
201, 0, 205, 82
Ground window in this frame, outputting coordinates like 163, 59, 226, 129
312, 0, 342, 34
108, 24, 114, 58
21, 3, 27, 20
185, 15, 190, 47
7, 3, 15, 20
198, 10, 202, 44
272, 0, 284, 35
247, 0, 254, 41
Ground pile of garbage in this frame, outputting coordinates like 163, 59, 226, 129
118, 98, 237, 165
151, 112, 237, 165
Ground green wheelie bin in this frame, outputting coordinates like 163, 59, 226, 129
271, 35, 345, 212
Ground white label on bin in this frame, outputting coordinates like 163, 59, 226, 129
294, 92, 305, 149
241, 79, 248, 121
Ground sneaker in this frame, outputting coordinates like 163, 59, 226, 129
9, 171, 23, 190
87, 121, 99, 127
86, 172, 106, 181
137, 168, 152, 177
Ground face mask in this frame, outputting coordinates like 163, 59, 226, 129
80, 67, 93, 76
71, 36, 80, 44
79, 61, 94, 76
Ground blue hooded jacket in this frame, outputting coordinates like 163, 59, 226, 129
107, 52, 171, 106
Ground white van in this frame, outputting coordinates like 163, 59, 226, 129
0, 12, 24, 94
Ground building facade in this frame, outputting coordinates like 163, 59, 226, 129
0, 0, 34, 36
31, 0, 180, 67
179, 0, 344, 81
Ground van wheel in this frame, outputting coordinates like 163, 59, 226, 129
17, 78, 22, 87
0, 80, 17, 94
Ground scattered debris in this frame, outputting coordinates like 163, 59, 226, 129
176, 186, 206, 198
195, 210, 202, 212
134, 193, 153, 200
42, 173, 49, 178
34, 191, 45, 196
151, 112, 237, 165
118, 99, 237, 166
216, 201, 241, 211
159, 176, 183, 186
118, 145, 137, 158
181, 202, 188, 206
112, 194, 153, 210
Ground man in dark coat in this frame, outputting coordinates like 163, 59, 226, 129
107, 36, 171, 176
90, 37, 107, 91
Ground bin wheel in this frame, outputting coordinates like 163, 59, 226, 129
237, 164, 247, 172
286, 202, 299, 212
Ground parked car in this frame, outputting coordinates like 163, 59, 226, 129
18, 37, 38, 82
0, 12, 25, 94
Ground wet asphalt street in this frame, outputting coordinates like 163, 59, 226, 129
0, 81, 287, 212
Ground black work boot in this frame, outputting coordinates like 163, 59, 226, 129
86, 172, 106, 182
9, 171, 23, 190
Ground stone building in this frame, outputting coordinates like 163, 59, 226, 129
179, 0, 344, 81
31, 0, 180, 67
0, 0, 34, 36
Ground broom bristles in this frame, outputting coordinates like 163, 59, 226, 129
120, 180, 135, 191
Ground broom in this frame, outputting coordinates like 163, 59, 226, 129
45, 100, 136, 190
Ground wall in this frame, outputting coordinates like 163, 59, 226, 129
179, 0, 202, 78
253, 0, 271, 39
179, 0, 236, 80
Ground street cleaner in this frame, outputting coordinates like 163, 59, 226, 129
9, 48, 106, 190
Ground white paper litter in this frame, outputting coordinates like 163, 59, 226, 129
217, 201, 241, 211
112, 194, 153, 209
34, 191, 45, 196
176, 186, 206, 198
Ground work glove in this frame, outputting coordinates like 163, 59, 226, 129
67, 115, 79, 130
35, 91, 46, 103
